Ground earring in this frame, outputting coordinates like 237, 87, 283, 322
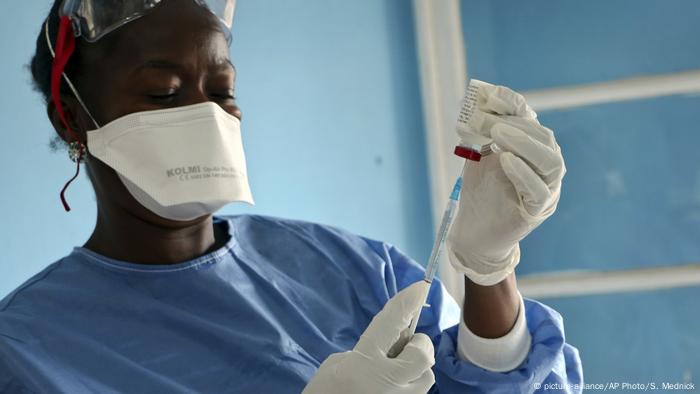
68, 141, 85, 163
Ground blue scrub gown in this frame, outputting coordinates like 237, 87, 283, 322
0, 215, 582, 393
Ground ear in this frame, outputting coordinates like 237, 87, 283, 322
47, 94, 89, 144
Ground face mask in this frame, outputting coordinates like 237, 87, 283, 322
87, 102, 254, 221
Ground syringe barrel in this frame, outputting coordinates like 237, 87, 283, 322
423, 198, 458, 283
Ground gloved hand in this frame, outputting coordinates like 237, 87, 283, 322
302, 281, 435, 394
447, 80, 565, 286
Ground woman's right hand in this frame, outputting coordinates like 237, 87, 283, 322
302, 281, 435, 394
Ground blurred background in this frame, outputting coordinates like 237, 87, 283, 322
1, 0, 698, 388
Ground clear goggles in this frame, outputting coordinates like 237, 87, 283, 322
59, 0, 236, 42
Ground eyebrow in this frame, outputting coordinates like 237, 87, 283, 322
222, 58, 235, 72
221, 59, 237, 76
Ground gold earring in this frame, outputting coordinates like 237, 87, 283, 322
68, 141, 85, 163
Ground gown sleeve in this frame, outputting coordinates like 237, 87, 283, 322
0, 336, 33, 393
362, 238, 584, 394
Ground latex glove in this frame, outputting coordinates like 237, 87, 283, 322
302, 281, 435, 394
447, 80, 565, 286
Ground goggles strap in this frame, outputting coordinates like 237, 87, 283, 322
50, 16, 82, 212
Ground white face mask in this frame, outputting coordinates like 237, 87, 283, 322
87, 102, 254, 221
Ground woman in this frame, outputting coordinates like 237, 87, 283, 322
0, 0, 582, 392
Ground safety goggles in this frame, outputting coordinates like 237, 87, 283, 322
60, 0, 236, 42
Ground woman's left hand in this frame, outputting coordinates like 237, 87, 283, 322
447, 80, 566, 286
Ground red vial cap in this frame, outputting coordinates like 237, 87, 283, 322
454, 145, 482, 162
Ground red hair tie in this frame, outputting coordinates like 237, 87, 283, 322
50, 16, 83, 212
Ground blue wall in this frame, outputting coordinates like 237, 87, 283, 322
545, 287, 700, 385
462, 0, 700, 387
462, 0, 700, 91
0, 1, 433, 297
521, 95, 700, 274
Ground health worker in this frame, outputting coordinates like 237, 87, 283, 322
0, 0, 582, 393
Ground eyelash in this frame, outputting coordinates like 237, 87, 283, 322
148, 89, 178, 102
211, 92, 236, 101
147, 91, 236, 103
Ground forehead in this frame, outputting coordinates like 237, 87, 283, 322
83, 0, 232, 71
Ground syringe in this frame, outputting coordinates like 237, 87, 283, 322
386, 172, 465, 358
423, 174, 463, 284
387, 79, 495, 358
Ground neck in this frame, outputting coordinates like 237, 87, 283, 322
84, 207, 224, 265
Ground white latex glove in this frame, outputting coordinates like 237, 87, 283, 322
302, 281, 435, 394
447, 80, 565, 286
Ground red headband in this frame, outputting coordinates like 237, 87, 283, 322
50, 16, 84, 212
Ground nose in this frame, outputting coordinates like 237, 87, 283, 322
182, 86, 212, 107
180, 86, 242, 120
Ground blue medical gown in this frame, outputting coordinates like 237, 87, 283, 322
0, 215, 582, 393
